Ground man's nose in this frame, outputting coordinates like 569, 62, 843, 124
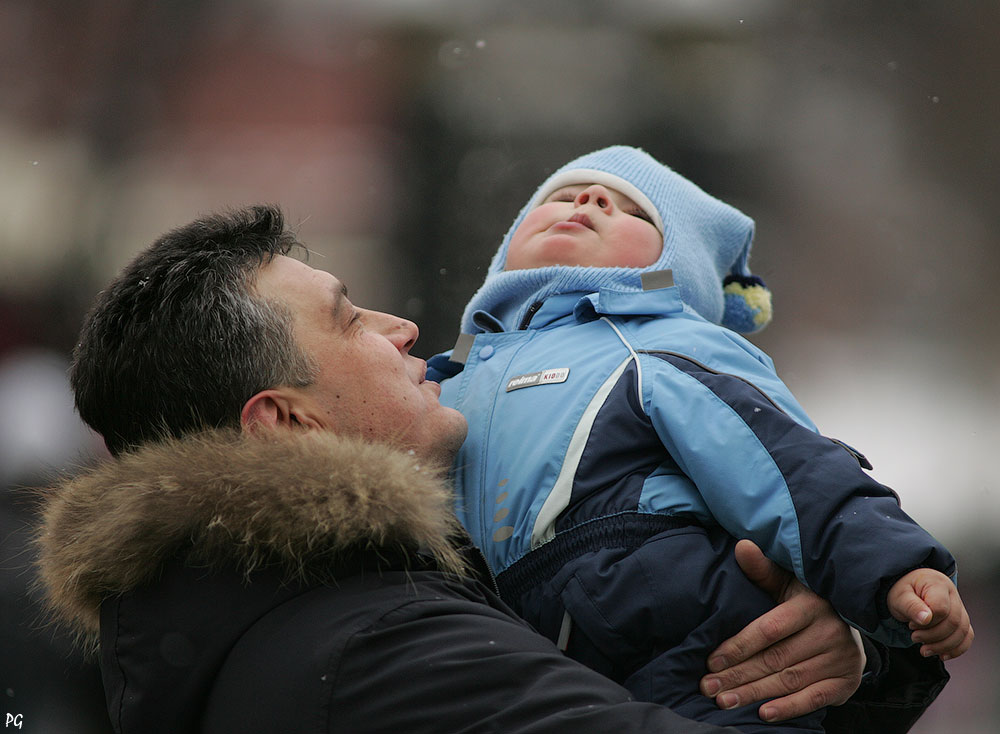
575, 184, 613, 211
381, 312, 419, 353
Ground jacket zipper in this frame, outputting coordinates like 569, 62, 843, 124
464, 541, 501, 595
517, 301, 544, 330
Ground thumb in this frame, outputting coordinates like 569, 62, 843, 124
889, 585, 933, 626
734, 539, 790, 601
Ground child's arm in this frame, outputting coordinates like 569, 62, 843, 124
887, 568, 974, 660
644, 345, 956, 646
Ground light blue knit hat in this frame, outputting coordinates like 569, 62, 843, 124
460, 146, 771, 334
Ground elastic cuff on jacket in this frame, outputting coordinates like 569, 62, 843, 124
860, 636, 889, 685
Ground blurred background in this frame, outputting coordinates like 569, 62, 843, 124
1, 0, 996, 731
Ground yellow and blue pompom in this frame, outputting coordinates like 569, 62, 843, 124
722, 274, 772, 333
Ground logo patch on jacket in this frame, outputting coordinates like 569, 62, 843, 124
506, 368, 570, 392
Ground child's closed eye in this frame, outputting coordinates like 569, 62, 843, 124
627, 206, 655, 225
545, 187, 579, 203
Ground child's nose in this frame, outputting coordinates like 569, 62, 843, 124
575, 185, 612, 211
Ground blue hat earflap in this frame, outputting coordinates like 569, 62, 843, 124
722, 273, 772, 333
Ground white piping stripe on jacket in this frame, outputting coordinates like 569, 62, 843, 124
600, 317, 643, 402
530, 354, 633, 547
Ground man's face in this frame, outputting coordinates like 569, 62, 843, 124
253, 255, 467, 466
505, 183, 663, 271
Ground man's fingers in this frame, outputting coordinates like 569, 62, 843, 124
703, 653, 859, 722
702, 635, 860, 701
756, 679, 852, 723
703, 622, 864, 711
708, 606, 806, 672
708, 589, 823, 673
704, 628, 819, 690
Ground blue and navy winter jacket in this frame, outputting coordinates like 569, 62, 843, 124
431, 279, 956, 650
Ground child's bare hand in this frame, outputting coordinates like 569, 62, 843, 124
887, 568, 973, 660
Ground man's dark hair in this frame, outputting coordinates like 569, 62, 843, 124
71, 204, 318, 456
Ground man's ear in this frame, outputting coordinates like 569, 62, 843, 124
241, 390, 317, 433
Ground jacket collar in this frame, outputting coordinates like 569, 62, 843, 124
511, 278, 688, 330
36, 429, 466, 639
571, 282, 685, 323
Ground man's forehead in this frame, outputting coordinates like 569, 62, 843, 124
262, 254, 331, 284
257, 255, 348, 304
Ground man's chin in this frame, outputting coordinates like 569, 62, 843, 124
422, 413, 467, 469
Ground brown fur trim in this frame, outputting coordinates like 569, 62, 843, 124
35, 429, 466, 638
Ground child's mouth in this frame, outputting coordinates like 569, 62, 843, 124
566, 213, 595, 231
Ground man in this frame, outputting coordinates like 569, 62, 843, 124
38, 205, 946, 733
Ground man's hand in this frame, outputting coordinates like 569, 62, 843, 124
887, 568, 973, 661
699, 540, 864, 723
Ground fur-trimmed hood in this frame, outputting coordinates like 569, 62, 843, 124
36, 429, 466, 639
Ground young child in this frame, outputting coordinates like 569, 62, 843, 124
429, 146, 971, 733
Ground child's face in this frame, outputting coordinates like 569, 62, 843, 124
505, 183, 662, 271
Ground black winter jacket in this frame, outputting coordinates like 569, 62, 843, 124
37, 430, 743, 734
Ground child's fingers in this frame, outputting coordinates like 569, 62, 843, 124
888, 569, 973, 660
919, 622, 974, 659
943, 623, 975, 660
913, 619, 958, 645
890, 585, 933, 626
913, 606, 973, 652
910, 581, 955, 628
